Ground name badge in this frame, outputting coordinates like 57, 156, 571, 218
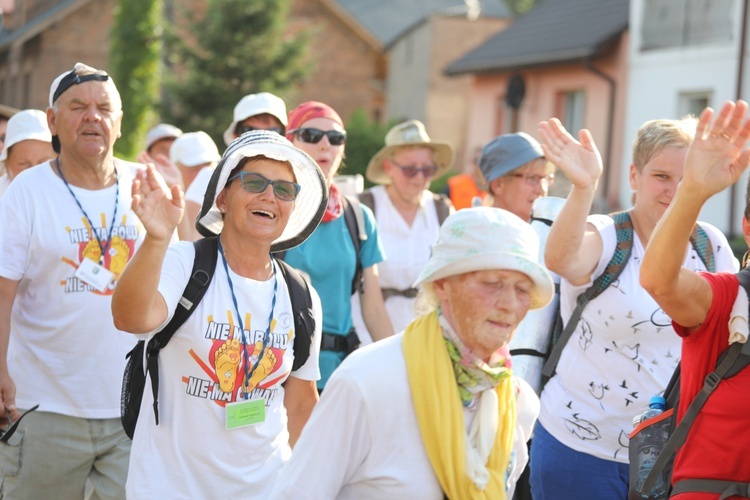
74, 257, 114, 292
226, 398, 265, 430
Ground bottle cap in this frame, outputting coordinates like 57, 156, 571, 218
649, 395, 667, 408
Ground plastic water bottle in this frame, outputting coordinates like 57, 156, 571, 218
636, 396, 668, 496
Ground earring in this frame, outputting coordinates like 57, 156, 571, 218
219, 206, 225, 213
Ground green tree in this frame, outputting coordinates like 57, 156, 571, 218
110, 0, 162, 160
163, 0, 308, 146
341, 109, 394, 189
503, 0, 541, 16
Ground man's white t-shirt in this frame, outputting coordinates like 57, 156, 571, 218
0, 161, 145, 417
126, 241, 322, 499
184, 165, 214, 205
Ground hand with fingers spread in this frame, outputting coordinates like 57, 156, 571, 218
683, 100, 750, 201
132, 163, 185, 242
538, 118, 603, 191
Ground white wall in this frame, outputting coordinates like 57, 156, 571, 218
624, 0, 748, 235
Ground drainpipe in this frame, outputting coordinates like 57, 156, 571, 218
584, 59, 616, 211
730, 0, 749, 239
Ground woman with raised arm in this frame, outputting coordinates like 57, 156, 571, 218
111, 131, 327, 498
530, 116, 738, 499
641, 100, 750, 497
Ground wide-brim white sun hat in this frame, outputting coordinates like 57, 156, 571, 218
197, 130, 327, 253
145, 123, 183, 151
0, 109, 53, 175
223, 92, 288, 146
170, 131, 221, 167
414, 206, 554, 310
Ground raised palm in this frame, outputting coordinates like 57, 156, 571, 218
538, 118, 602, 190
131, 164, 184, 241
683, 101, 750, 201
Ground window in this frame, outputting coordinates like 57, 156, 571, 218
557, 90, 585, 133
641, 0, 733, 51
678, 91, 711, 117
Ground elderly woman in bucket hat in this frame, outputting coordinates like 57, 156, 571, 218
272, 207, 551, 499
112, 131, 327, 498
0, 109, 55, 197
281, 101, 394, 391
353, 119, 454, 335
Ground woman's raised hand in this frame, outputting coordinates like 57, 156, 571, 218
538, 118, 602, 190
131, 163, 185, 241
683, 100, 750, 201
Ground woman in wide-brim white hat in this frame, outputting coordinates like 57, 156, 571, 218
112, 130, 328, 498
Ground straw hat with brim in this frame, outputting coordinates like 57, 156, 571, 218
196, 130, 328, 253
366, 119, 454, 185
0, 109, 53, 175
414, 206, 553, 310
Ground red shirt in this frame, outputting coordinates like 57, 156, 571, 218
672, 272, 750, 499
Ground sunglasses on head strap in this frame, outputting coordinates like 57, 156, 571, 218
289, 128, 346, 146
228, 171, 301, 201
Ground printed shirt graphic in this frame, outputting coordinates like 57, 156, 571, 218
127, 242, 322, 499
0, 161, 145, 418
538, 214, 738, 463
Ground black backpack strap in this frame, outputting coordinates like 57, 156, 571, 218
542, 211, 634, 378
690, 223, 716, 273
146, 237, 218, 424
342, 195, 365, 295
276, 259, 315, 373
432, 193, 452, 225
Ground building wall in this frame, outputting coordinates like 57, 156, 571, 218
464, 33, 629, 206
385, 21, 432, 124
426, 16, 509, 173
287, 0, 385, 121
626, 0, 745, 234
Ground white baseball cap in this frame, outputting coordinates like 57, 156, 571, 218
145, 123, 183, 151
170, 131, 221, 167
223, 92, 287, 146
0, 109, 53, 174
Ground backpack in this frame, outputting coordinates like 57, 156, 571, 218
541, 210, 716, 381
628, 270, 750, 499
120, 237, 315, 439
358, 189, 452, 226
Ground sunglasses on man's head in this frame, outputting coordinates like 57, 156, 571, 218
228, 171, 301, 201
290, 128, 346, 146
390, 160, 438, 179
236, 125, 284, 136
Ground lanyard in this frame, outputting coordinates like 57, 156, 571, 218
55, 158, 119, 266
217, 237, 277, 400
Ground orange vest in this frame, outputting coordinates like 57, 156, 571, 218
447, 174, 487, 210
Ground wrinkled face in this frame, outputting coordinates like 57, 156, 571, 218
434, 269, 533, 362
291, 117, 345, 182
490, 159, 550, 222
148, 137, 176, 160
47, 81, 123, 158
235, 114, 285, 138
629, 146, 685, 227
5, 139, 56, 179
383, 146, 436, 204
216, 157, 296, 244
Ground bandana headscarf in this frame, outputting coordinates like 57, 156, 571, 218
286, 101, 344, 140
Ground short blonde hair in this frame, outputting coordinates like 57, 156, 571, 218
631, 117, 697, 172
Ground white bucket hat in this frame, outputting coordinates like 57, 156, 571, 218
366, 119, 454, 185
197, 130, 328, 253
170, 131, 221, 167
145, 123, 183, 151
414, 207, 553, 310
0, 109, 53, 175
223, 92, 288, 146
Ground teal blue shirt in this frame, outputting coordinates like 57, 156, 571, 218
283, 204, 384, 388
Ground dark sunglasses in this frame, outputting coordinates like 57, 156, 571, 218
228, 171, 301, 201
236, 125, 284, 136
390, 160, 438, 179
290, 128, 346, 146
0, 404, 39, 443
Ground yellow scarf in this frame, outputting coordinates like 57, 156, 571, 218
403, 310, 516, 500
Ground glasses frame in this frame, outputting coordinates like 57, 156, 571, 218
228, 171, 301, 201
389, 160, 439, 179
510, 172, 555, 188
289, 128, 347, 146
